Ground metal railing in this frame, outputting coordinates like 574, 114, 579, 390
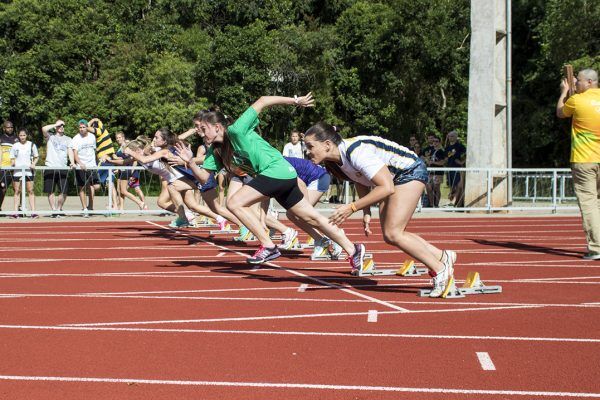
0, 166, 581, 217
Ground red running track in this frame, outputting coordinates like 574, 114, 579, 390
0, 216, 599, 399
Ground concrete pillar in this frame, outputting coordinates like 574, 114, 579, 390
465, 0, 509, 208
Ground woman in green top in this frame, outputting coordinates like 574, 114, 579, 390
175, 93, 366, 267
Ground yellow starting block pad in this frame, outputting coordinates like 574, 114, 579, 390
354, 259, 428, 277
418, 271, 502, 298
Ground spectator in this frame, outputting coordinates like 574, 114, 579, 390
0, 120, 18, 212
69, 119, 99, 216
282, 129, 304, 158
445, 130, 466, 207
87, 118, 118, 211
424, 135, 446, 207
41, 119, 73, 216
557, 68, 600, 260
408, 135, 419, 152
9, 128, 39, 218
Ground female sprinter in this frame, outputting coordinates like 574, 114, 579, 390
123, 129, 223, 228
174, 93, 366, 267
303, 122, 457, 298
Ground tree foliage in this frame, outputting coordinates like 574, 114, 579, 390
1, 0, 597, 165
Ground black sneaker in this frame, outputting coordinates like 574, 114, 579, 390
247, 245, 281, 264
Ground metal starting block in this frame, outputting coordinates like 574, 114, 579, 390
191, 220, 218, 228
312, 251, 372, 261
233, 234, 257, 242
418, 271, 502, 298
209, 225, 235, 235
355, 259, 429, 277
301, 237, 315, 249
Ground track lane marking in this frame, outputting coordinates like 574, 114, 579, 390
144, 221, 410, 313
0, 374, 599, 397
2, 324, 600, 343
476, 352, 496, 370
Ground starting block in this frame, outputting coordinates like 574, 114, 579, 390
301, 237, 314, 249
418, 271, 502, 298
209, 224, 235, 235
354, 259, 429, 277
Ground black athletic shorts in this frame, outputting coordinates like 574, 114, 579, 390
43, 169, 69, 194
247, 175, 304, 210
75, 170, 99, 187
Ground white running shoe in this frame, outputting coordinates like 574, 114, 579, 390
429, 264, 454, 298
329, 240, 343, 259
311, 237, 329, 258
443, 250, 457, 277
281, 228, 298, 250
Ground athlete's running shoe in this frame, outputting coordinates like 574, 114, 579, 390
281, 228, 298, 250
235, 225, 254, 241
328, 239, 343, 259
348, 243, 366, 274
443, 250, 457, 277
246, 245, 281, 264
429, 264, 454, 298
169, 217, 190, 228
216, 216, 230, 231
311, 237, 329, 258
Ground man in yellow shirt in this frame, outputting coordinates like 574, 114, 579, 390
557, 68, 600, 260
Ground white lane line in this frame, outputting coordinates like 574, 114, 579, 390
145, 221, 409, 313
0, 374, 598, 397
298, 284, 308, 293
476, 352, 496, 371
2, 324, 600, 343
64, 304, 542, 327
367, 310, 378, 323
216, 252, 226, 257
0, 255, 237, 264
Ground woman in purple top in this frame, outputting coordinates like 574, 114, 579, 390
271, 157, 339, 258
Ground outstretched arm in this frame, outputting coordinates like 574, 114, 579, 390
251, 92, 314, 114
173, 142, 212, 184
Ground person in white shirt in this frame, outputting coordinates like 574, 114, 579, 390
304, 121, 457, 298
282, 129, 305, 158
9, 128, 39, 218
41, 119, 74, 216
68, 119, 99, 215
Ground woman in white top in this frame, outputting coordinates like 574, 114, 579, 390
282, 129, 304, 158
9, 129, 39, 218
303, 122, 457, 298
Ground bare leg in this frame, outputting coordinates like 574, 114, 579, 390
287, 198, 355, 255
202, 189, 243, 226
226, 185, 275, 247
379, 181, 444, 273
26, 180, 35, 211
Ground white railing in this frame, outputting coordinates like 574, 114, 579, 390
0, 166, 580, 217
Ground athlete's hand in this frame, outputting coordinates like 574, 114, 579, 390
295, 92, 314, 108
329, 203, 353, 226
174, 142, 193, 163
166, 152, 185, 166
363, 214, 372, 236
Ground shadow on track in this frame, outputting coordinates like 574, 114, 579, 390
472, 238, 585, 259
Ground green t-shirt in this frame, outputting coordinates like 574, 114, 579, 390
202, 107, 297, 179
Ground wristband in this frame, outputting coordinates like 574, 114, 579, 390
293, 95, 299, 105
350, 202, 358, 213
